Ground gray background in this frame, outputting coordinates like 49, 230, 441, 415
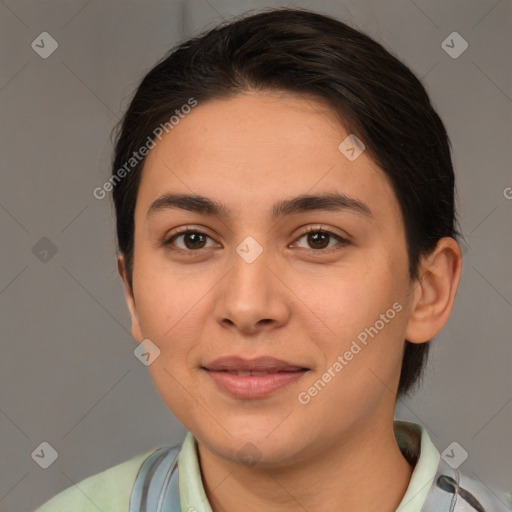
0, 0, 511, 510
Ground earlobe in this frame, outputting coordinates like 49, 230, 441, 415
404, 237, 463, 344
117, 254, 144, 342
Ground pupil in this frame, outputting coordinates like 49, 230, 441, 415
185, 233, 205, 249
309, 232, 328, 249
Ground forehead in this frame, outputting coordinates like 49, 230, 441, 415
136, 91, 401, 227
151, 91, 349, 168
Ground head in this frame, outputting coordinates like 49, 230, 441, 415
112, 8, 462, 464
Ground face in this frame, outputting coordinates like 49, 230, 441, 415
121, 90, 423, 467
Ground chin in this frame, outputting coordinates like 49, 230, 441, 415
196, 424, 312, 468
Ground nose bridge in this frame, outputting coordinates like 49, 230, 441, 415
214, 237, 289, 332
234, 239, 270, 293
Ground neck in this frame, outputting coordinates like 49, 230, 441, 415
197, 420, 414, 512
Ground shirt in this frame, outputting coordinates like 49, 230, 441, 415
33, 420, 512, 511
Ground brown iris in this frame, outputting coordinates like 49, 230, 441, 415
183, 232, 207, 250
306, 231, 330, 249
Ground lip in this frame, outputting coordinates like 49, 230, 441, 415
202, 356, 309, 399
203, 356, 307, 372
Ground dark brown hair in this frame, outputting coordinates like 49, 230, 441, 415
111, 7, 460, 398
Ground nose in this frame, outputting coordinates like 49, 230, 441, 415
213, 244, 291, 335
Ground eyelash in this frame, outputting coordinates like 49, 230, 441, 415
163, 225, 349, 254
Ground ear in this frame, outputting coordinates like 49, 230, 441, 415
404, 237, 463, 344
117, 254, 144, 342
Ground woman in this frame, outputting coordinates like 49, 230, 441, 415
35, 7, 511, 512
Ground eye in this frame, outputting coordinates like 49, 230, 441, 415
293, 227, 349, 251
164, 226, 349, 253
164, 228, 218, 251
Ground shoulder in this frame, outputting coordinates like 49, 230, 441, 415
455, 470, 512, 512
425, 458, 512, 512
394, 421, 511, 512
33, 448, 158, 512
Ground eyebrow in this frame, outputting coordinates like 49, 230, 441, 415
146, 192, 373, 221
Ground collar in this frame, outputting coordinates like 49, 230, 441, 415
394, 421, 440, 511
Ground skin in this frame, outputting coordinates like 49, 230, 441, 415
118, 90, 462, 512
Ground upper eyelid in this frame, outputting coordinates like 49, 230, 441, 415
298, 225, 349, 239
166, 226, 217, 241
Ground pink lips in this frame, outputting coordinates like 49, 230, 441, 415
202, 356, 308, 399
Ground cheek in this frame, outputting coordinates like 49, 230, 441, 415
305, 253, 409, 380
305, 256, 396, 337
132, 259, 210, 348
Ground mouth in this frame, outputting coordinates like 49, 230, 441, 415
214, 369, 303, 376
201, 356, 309, 399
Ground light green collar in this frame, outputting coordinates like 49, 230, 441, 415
178, 432, 214, 512
394, 421, 440, 511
